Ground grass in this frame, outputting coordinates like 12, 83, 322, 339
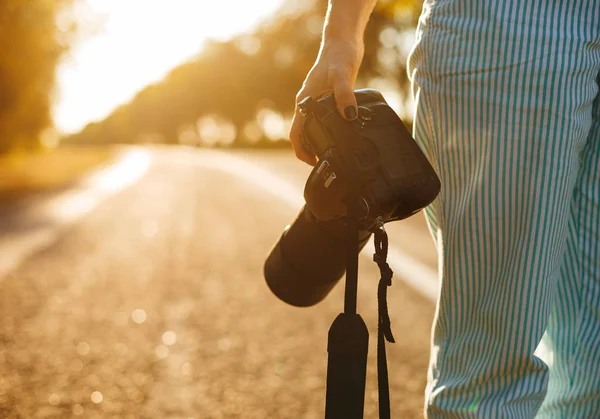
0, 145, 116, 202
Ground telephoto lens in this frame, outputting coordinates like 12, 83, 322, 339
264, 205, 371, 307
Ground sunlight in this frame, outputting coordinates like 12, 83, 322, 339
54, 0, 284, 134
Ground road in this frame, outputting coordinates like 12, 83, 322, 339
0, 147, 438, 419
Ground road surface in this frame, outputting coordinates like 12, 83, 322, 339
0, 147, 438, 418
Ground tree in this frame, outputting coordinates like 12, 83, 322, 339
0, 0, 74, 154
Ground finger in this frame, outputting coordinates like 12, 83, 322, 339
289, 109, 317, 166
332, 75, 357, 121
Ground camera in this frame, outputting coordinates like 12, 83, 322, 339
264, 89, 440, 307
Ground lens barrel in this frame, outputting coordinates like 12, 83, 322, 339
264, 205, 371, 307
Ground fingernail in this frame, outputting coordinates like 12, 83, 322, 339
344, 105, 357, 120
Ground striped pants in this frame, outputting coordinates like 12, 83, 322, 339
407, 0, 600, 417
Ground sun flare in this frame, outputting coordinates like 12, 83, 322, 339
54, 0, 284, 134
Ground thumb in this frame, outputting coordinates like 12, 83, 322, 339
332, 79, 358, 121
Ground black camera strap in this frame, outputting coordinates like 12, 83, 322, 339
344, 203, 396, 419
345, 187, 395, 419
373, 222, 395, 419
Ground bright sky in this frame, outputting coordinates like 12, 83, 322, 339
54, 0, 284, 134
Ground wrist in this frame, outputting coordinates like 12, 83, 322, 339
320, 38, 365, 64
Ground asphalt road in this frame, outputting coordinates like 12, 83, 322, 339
0, 147, 437, 419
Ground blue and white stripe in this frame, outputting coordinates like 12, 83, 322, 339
407, 0, 600, 417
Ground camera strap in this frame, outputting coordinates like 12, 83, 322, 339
373, 222, 395, 419
345, 179, 395, 419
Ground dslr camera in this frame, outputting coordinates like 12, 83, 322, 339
264, 89, 440, 307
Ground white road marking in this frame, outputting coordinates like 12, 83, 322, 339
46, 150, 152, 225
188, 148, 439, 302
0, 149, 151, 279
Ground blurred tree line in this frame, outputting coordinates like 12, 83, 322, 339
0, 0, 74, 154
67, 0, 421, 147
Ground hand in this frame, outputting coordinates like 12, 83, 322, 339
289, 39, 364, 165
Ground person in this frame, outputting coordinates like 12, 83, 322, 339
289, 0, 600, 417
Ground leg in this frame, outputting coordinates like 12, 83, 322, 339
537, 74, 600, 418
408, 0, 600, 417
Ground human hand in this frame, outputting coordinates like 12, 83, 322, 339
289, 39, 364, 165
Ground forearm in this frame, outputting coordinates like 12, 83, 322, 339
323, 0, 377, 45
290, 0, 376, 164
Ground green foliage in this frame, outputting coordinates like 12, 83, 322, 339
67, 0, 420, 147
0, 0, 73, 154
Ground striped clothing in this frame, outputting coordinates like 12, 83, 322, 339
407, 0, 600, 417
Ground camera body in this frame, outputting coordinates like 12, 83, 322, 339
264, 89, 440, 308
299, 88, 440, 230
